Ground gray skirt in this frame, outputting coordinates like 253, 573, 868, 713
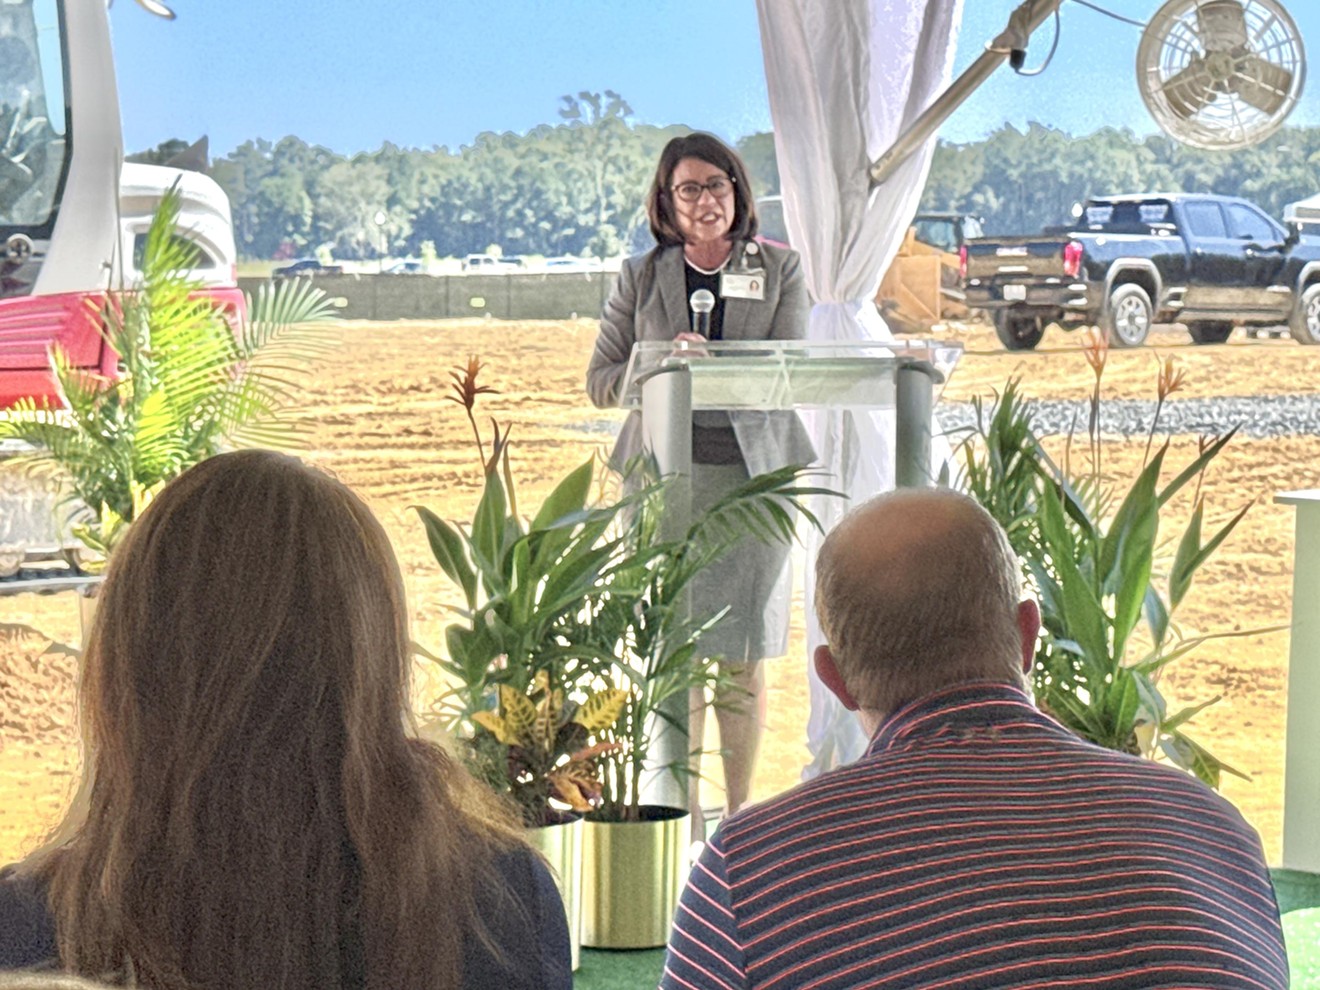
689, 461, 792, 664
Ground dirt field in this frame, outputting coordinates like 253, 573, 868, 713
2, 318, 1316, 866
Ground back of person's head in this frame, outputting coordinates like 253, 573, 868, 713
647, 131, 759, 246
36, 450, 526, 990
815, 488, 1028, 714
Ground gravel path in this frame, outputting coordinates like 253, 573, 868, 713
938, 394, 1320, 440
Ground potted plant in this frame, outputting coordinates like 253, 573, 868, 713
416, 357, 830, 950
567, 460, 792, 948
950, 337, 1272, 786
414, 358, 643, 967
0, 184, 337, 588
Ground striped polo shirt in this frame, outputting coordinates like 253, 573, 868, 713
661, 682, 1288, 990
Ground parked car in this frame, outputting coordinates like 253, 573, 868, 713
543, 256, 601, 273
273, 258, 344, 278
383, 260, 425, 275
462, 253, 519, 273
963, 193, 1320, 350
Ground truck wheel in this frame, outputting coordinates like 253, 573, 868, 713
1102, 284, 1152, 347
1186, 321, 1233, 345
1290, 284, 1320, 346
993, 311, 1044, 350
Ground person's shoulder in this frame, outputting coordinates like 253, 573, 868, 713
714, 757, 878, 856
0, 863, 58, 968
472, 846, 570, 990
1076, 742, 1266, 843
748, 239, 800, 269
623, 245, 676, 276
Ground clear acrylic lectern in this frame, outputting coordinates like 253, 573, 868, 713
617, 339, 963, 811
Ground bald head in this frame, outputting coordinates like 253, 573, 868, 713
815, 489, 1031, 715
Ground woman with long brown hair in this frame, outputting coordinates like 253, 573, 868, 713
0, 450, 570, 990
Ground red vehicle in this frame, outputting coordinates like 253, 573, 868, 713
0, 0, 244, 576
0, 0, 244, 411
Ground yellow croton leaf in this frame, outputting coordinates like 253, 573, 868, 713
471, 710, 517, 746
498, 683, 538, 745
573, 688, 628, 733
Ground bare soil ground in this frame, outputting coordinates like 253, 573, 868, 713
2, 319, 1316, 865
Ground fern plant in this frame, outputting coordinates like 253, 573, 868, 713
0, 183, 337, 563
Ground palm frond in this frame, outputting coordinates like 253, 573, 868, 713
0, 183, 337, 554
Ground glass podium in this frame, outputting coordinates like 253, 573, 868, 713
618, 338, 963, 810
620, 337, 962, 496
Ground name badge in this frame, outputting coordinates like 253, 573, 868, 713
721, 272, 765, 301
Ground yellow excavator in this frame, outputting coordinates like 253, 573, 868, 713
757, 196, 979, 333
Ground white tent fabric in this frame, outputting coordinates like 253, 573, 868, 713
1285, 193, 1320, 224
755, 0, 964, 777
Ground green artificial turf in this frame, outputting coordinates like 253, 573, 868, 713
1285, 909, 1320, 989
573, 948, 665, 989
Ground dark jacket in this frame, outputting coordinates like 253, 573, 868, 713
0, 849, 571, 990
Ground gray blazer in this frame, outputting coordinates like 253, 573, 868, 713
585, 241, 816, 477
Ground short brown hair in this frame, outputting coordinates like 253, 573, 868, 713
647, 132, 759, 247
815, 489, 1027, 714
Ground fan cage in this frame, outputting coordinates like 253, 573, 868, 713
1137, 0, 1307, 151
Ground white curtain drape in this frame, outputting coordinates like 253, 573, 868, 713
755, 0, 965, 776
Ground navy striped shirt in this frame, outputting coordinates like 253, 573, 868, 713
661, 682, 1288, 990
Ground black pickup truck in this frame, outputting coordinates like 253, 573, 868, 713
962, 193, 1320, 350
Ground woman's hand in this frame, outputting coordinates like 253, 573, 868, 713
671, 332, 710, 357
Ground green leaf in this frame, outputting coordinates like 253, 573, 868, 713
1038, 483, 1108, 670
470, 470, 510, 584
1142, 587, 1171, 652
414, 505, 478, 608
531, 458, 595, 530
1098, 445, 1162, 596
1162, 695, 1221, 733
1169, 501, 1251, 610
1156, 429, 1237, 507
1159, 733, 1248, 789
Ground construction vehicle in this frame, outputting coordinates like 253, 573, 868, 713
0, 0, 242, 584
875, 212, 982, 333
758, 195, 979, 333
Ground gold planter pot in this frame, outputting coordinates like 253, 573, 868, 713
527, 815, 584, 972
581, 806, 688, 949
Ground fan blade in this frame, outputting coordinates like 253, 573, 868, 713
1230, 55, 1293, 116
1162, 58, 1216, 119
1195, 0, 1249, 53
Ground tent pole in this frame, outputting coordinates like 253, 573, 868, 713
869, 0, 1064, 186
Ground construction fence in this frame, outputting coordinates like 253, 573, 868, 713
238, 272, 613, 322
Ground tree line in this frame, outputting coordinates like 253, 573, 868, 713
130, 93, 1320, 261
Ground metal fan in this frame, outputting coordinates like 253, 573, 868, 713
1137, 0, 1306, 150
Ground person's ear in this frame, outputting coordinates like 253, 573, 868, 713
814, 644, 859, 711
1017, 599, 1041, 673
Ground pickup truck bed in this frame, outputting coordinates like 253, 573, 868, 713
963, 194, 1320, 350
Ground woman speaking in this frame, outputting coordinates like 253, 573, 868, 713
586, 133, 813, 837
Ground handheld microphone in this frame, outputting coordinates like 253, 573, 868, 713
689, 288, 716, 338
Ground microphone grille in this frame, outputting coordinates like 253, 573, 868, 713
690, 288, 716, 313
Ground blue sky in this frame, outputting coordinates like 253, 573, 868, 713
108, 0, 1320, 158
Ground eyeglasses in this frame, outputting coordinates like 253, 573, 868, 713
670, 175, 734, 202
